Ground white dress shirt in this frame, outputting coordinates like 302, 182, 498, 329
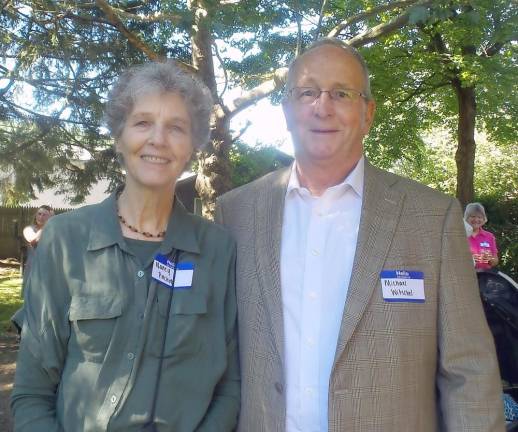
280, 157, 364, 432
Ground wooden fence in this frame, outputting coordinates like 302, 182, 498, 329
0, 206, 69, 260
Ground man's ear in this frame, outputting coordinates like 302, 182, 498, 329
363, 99, 376, 134
282, 100, 293, 132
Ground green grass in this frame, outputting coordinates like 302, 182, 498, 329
0, 269, 23, 333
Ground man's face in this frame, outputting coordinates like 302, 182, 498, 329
282, 45, 376, 170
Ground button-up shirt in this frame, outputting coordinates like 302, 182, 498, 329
281, 158, 364, 432
11, 192, 239, 431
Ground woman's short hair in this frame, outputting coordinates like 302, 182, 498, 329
464, 202, 488, 224
104, 60, 213, 150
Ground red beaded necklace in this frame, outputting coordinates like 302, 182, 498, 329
116, 191, 167, 239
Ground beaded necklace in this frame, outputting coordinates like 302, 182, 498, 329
116, 190, 167, 239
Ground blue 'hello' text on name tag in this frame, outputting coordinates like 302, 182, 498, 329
152, 254, 194, 289
380, 270, 425, 303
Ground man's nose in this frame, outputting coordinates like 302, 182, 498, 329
313, 91, 335, 117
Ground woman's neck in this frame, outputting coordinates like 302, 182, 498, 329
117, 184, 175, 240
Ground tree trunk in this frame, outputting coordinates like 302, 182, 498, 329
196, 116, 233, 218
452, 80, 476, 208
188, 0, 233, 218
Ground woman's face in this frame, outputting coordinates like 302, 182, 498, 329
116, 91, 194, 192
35, 208, 51, 227
467, 212, 485, 231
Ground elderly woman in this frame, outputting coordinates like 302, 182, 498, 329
464, 202, 499, 270
11, 61, 239, 431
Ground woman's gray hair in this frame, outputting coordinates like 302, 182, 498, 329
104, 60, 213, 150
285, 37, 373, 100
464, 202, 488, 223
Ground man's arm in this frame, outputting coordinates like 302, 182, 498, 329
436, 199, 504, 431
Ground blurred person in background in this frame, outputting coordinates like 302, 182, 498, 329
465, 202, 499, 270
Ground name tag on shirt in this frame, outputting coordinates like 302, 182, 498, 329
152, 254, 194, 289
380, 270, 425, 303
480, 241, 490, 248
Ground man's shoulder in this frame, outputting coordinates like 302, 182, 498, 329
368, 164, 454, 205
218, 166, 290, 205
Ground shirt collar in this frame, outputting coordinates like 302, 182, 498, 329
286, 156, 365, 199
87, 189, 201, 255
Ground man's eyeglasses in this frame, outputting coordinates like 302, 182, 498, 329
287, 87, 367, 104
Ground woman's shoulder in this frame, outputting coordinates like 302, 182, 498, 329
480, 228, 497, 239
22, 224, 37, 235
41, 201, 109, 243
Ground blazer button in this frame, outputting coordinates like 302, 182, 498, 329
274, 382, 283, 394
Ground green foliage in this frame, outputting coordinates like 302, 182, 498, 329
392, 130, 518, 281
229, 141, 292, 187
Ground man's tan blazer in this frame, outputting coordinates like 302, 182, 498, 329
215, 160, 504, 432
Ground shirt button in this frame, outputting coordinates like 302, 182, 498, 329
274, 382, 283, 394
110, 395, 117, 404
311, 249, 320, 256
307, 337, 315, 346
309, 291, 317, 299
138, 313, 145, 320
137, 270, 145, 278
127, 352, 135, 360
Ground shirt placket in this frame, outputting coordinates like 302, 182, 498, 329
299, 197, 325, 432
95, 257, 155, 430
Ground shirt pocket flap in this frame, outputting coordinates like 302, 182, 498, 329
171, 292, 207, 315
69, 294, 122, 321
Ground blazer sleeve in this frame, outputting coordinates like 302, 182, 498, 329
436, 198, 505, 431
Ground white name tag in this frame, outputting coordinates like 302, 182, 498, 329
152, 254, 194, 289
380, 270, 425, 303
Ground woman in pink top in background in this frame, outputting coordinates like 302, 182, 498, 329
464, 202, 499, 270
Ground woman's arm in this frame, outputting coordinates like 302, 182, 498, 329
22, 226, 41, 246
11, 221, 69, 431
196, 243, 240, 431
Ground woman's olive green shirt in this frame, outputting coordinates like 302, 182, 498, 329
11, 193, 240, 431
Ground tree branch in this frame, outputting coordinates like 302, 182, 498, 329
213, 42, 228, 99
93, 6, 183, 24
231, 120, 251, 143
225, 68, 288, 118
6, 99, 99, 128
328, 0, 421, 37
94, 0, 161, 61
346, 0, 433, 47
397, 78, 450, 104
314, 0, 329, 41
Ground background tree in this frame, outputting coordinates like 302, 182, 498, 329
1, 0, 516, 214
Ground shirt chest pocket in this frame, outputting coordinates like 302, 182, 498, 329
68, 294, 123, 362
155, 291, 207, 358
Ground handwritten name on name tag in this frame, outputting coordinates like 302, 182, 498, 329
380, 270, 425, 303
152, 254, 194, 289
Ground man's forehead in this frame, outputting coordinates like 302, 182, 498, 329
289, 46, 362, 84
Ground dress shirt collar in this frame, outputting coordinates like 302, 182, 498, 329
87, 187, 201, 255
286, 156, 365, 199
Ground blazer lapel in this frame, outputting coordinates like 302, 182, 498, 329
255, 167, 291, 362
333, 161, 406, 363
